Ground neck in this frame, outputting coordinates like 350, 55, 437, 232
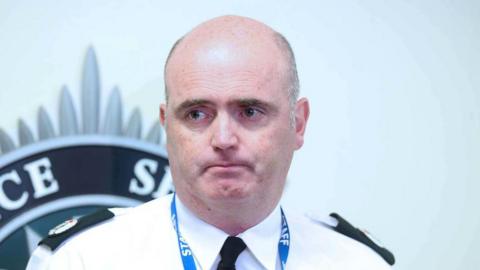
176, 191, 278, 235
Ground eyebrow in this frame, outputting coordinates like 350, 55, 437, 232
235, 98, 276, 112
174, 99, 214, 115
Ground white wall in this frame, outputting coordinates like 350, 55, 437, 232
1, 1, 479, 269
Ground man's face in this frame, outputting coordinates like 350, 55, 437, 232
162, 40, 308, 209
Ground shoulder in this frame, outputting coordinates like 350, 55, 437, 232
44, 195, 172, 251
286, 210, 395, 269
27, 194, 174, 270
38, 208, 116, 252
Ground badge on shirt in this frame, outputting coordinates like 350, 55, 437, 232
48, 219, 79, 236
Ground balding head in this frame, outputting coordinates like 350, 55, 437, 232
160, 16, 310, 233
164, 15, 299, 110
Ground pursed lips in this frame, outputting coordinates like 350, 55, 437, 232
203, 161, 252, 173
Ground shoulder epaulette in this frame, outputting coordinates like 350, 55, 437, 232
39, 208, 114, 251
330, 213, 395, 265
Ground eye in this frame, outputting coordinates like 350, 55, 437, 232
244, 107, 258, 117
186, 109, 207, 121
241, 107, 263, 119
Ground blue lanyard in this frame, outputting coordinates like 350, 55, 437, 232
170, 193, 290, 270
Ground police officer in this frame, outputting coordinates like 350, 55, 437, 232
27, 15, 394, 269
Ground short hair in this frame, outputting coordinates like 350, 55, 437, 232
164, 32, 300, 110
163, 37, 184, 103
272, 31, 300, 109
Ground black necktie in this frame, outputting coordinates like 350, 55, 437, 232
217, 236, 247, 270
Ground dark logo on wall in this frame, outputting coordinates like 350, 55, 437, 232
0, 48, 171, 269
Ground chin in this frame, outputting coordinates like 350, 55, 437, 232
206, 182, 252, 201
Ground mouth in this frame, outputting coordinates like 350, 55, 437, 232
206, 163, 248, 170
203, 162, 252, 176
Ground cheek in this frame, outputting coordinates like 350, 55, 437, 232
167, 126, 195, 165
252, 127, 294, 170
168, 124, 212, 170
166, 126, 204, 187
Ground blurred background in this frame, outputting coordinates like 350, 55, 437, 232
0, 1, 479, 269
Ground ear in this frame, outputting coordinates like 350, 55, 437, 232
160, 104, 167, 127
294, 97, 310, 149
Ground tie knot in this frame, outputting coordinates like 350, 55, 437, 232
217, 236, 247, 270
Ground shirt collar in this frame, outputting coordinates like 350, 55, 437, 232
175, 196, 281, 270
238, 205, 281, 270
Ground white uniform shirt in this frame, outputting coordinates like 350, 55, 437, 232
27, 194, 392, 269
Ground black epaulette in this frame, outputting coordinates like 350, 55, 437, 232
329, 213, 395, 265
39, 209, 114, 251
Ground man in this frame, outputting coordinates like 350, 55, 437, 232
27, 15, 393, 269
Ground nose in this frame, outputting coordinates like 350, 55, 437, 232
210, 113, 238, 151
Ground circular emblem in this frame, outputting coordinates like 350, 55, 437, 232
0, 48, 172, 270
48, 219, 78, 236
0, 137, 171, 270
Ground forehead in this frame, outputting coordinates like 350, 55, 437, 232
166, 41, 289, 104
168, 65, 288, 107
